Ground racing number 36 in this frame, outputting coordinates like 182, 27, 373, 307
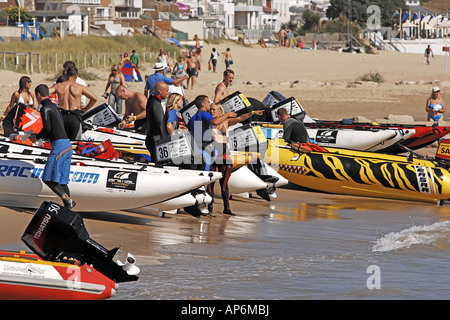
158, 146, 169, 160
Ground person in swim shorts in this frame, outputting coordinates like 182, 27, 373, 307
426, 86, 445, 123
49, 65, 97, 140
186, 51, 198, 90
31, 84, 75, 209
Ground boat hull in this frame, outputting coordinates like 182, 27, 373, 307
260, 123, 416, 152
266, 141, 450, 203
304, 122, 450, 153
0, 155, 221, 212
0, 251, 117, 300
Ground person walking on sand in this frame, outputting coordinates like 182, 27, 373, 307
223, 48, 233, 69
186, 51, 199, 90
425, 45, 434, 65
30, 84, 75, 209
115, 85, 148, 133
208, 48, 219, 73
49, 65, 98, 140
214, 69, 235, 103
278, 28, 287, 47
426, 86, 445, 123
103, 64, 126, 114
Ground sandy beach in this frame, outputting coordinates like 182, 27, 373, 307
0, 42, 449, 300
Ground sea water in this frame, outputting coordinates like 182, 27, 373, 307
111, 192, 450, 301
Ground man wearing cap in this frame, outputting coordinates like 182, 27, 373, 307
144, 62, 187, 98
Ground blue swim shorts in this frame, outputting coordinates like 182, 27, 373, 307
42, 139, 72, 185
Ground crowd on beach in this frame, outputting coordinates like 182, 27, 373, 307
0, 39, 260, 216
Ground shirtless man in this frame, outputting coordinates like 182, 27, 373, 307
214, 69, 235, 103
49, 65, 97, 140
115, 85, 147, 133
186, 51, 198, 90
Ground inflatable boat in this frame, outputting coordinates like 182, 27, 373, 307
0, 201, 139, 300
258, 91, 447, 153
0, 250, 119, 300
265, 139, 450, 204
304, 121, 450, 153
260, 123, 416, 152
0, 151, 221, 212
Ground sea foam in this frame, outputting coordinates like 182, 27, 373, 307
372, 221, 450, 252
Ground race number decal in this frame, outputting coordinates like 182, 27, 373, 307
156, 135, 192, 163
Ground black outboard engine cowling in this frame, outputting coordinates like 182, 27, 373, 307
21, 201, 138, 283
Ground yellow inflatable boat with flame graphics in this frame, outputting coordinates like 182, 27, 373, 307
265, 139, 450, 204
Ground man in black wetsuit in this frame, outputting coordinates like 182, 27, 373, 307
30, 84, 75, 209
145, 81, 170, 162
276, 107, 309, 144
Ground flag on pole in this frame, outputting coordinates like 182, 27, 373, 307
410, 13, 418, 22
428, 15, 434, 23
441, 15, 446, 22
390, 11, 399, 22
401, 12, 409, 23
420, 14, 425, 22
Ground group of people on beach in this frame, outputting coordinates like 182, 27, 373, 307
1, 37, 447, 216
2, 60, 98, 210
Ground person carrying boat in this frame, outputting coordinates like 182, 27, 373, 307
276, 107, 310, 144
214, 69, 235, 103
30, 84, 75, 209
49, 66, 98, 140
426, 86, 445, 124
146, 82, 170, 162
115, 85, 147, 133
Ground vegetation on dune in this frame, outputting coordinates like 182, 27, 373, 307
0, 34, 180, 74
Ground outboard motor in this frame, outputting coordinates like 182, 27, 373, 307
21, 201, 139, 283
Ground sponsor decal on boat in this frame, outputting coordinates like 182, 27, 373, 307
0, 164, 100, 184
106, 170, 137, 193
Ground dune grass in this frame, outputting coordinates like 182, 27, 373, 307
0, 34, 180, 76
